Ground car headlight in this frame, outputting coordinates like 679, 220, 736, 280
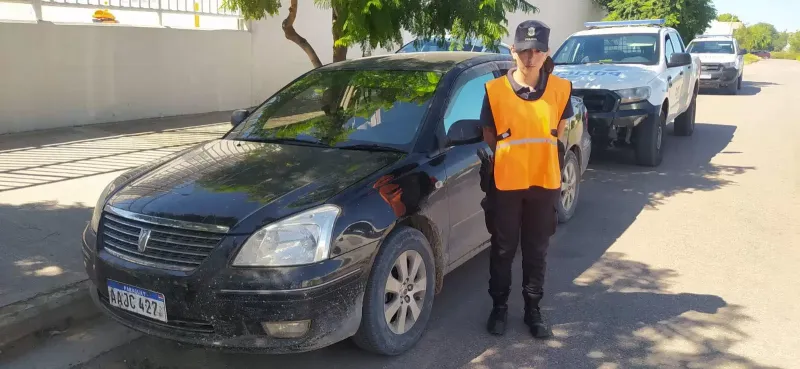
90, 181, 117, 232
615, 87, 651, 104
232, 205, 341, 267
721, 62, 736, 68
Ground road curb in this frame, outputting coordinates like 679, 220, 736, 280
0, 279, 99, 349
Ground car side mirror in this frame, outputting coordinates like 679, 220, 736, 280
231, 109, 249, 127
667, 52, 692, 68
446, 119, 484, 146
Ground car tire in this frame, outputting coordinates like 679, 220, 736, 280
674, 89, 697, 137
727, 77, 739, 95
557, 150, 581, 223
352, 226, 436, 356
635, 108, 666, 167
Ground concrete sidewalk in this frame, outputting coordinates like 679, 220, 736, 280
0, 112, 233, 346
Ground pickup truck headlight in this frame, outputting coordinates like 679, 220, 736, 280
232, 205, 341, 267
721, 62, 736, 68
614, 87, 651, 104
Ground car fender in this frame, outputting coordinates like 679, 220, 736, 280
647, 75, 670, 111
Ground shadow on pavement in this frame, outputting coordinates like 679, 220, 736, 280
0, 118, 230, 193
76, 123, 776, 369
0, 201, 92, 307
700, 80, 779, 96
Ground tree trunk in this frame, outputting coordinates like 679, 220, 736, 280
282, 0, 323, 68
331, 5, 348, 62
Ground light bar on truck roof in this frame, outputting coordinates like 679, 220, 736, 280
584, 19, 666, 29
693, 34, 733, 39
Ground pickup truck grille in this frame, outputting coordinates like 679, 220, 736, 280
702, 64, 722, 71
100, 212, 225, 271
571, 89, 618, 113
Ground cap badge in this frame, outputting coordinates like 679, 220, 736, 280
527, 27, 536, 37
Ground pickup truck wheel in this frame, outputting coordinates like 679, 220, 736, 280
352, 226, 435, 356
726, 78, 739, 95
557, 150, 581, 223
635, 109, 666, 167
674, 91, 697, 137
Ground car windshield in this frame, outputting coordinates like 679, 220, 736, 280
553, 33, 660, 65
226, 69, 443, 151
687, 41, 735, 54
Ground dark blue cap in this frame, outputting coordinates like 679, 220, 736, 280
514, 20, 550, 52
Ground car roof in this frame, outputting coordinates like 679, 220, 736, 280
318, 51, 508, 73
571, 26, 666, 36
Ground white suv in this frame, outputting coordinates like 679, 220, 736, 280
552, 19, 702, 167
686, 35, 746, 94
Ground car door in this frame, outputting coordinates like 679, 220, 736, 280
669, 32, 691, 113
438, 62, 498, 265
664, 33, 683, 120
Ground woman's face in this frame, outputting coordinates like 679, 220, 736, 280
513, 47, 549, 73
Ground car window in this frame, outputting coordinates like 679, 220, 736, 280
227, 69, 444, 150
553, 33, 660, 65
670, 33, 685, 53
443, 71, 495, 133
664, 35, 676, 62
686, 40, 735, 54
499, 46, 511, 55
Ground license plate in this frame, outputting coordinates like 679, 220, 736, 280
700, 73, 711, 79
107, 279, 168, 323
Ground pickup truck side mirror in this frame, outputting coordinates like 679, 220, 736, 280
446, 119, 484, 146
667, 52, 692, 68
231, 109, 250, 127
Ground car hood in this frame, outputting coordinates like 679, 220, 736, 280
107, 140, 403, 229
691, 53, 736, 64
553, 64, 657, 90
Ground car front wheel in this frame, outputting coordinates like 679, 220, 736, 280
557, 150, 581, 223
635, 109, 666, 167
352, 226, 436, 356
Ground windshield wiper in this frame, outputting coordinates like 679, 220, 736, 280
337, 144, 406, 153
236, 137, 329, 147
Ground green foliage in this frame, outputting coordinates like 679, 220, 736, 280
734, 23, 779, 51
601, 0, 717, 43
716, 13, 740, 22
743, 53, 760, 64
221, 0, 539, 64
789, 32, 800, 52
773, 31, 789, 51
770, 51, 800, 60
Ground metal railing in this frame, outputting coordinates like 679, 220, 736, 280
12, 0, 243, 29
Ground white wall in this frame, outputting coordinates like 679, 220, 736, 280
0, 21, 252, 134
0, 0, 604, 135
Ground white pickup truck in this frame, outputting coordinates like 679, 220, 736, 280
686, 34, 746, 94
552, 19, 702, 167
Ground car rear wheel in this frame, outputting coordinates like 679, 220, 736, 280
557, 150, 581, 223
635, 109, 666, 167
352, 226, 435, 356
674, 89, 697, 136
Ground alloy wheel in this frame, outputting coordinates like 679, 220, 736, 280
384, 250, 427, 335
561, 160, 578, 211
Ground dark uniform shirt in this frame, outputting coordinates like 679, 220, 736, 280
480, 67, 574, 133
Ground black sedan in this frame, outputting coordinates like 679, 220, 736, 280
82, 52, 590, 356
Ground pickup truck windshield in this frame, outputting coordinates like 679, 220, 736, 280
226, 69, 443, 151
687, 41, 735, 54
553, 33, 660, 65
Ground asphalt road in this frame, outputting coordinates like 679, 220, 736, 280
19, 59, 800, 369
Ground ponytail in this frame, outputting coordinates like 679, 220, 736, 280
543, 56, 555, 74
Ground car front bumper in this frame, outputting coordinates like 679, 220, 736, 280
573, 89, 658, 144
82, 224, 375, 353
699, 66, 739, 88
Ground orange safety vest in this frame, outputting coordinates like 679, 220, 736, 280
485, 73, 570, 191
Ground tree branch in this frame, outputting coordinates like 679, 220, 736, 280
282, 0, 323, 68
331, 3, 347, 62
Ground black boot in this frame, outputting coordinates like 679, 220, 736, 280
487, 291, 509, 335
524, 293, 552, 339
486, 304, 508, 335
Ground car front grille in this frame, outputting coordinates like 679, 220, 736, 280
702, 63, 722, 71
571, 89, 618, 113
100, 210, 225, 272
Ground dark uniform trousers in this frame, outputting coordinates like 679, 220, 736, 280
479, 148, 560, 307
